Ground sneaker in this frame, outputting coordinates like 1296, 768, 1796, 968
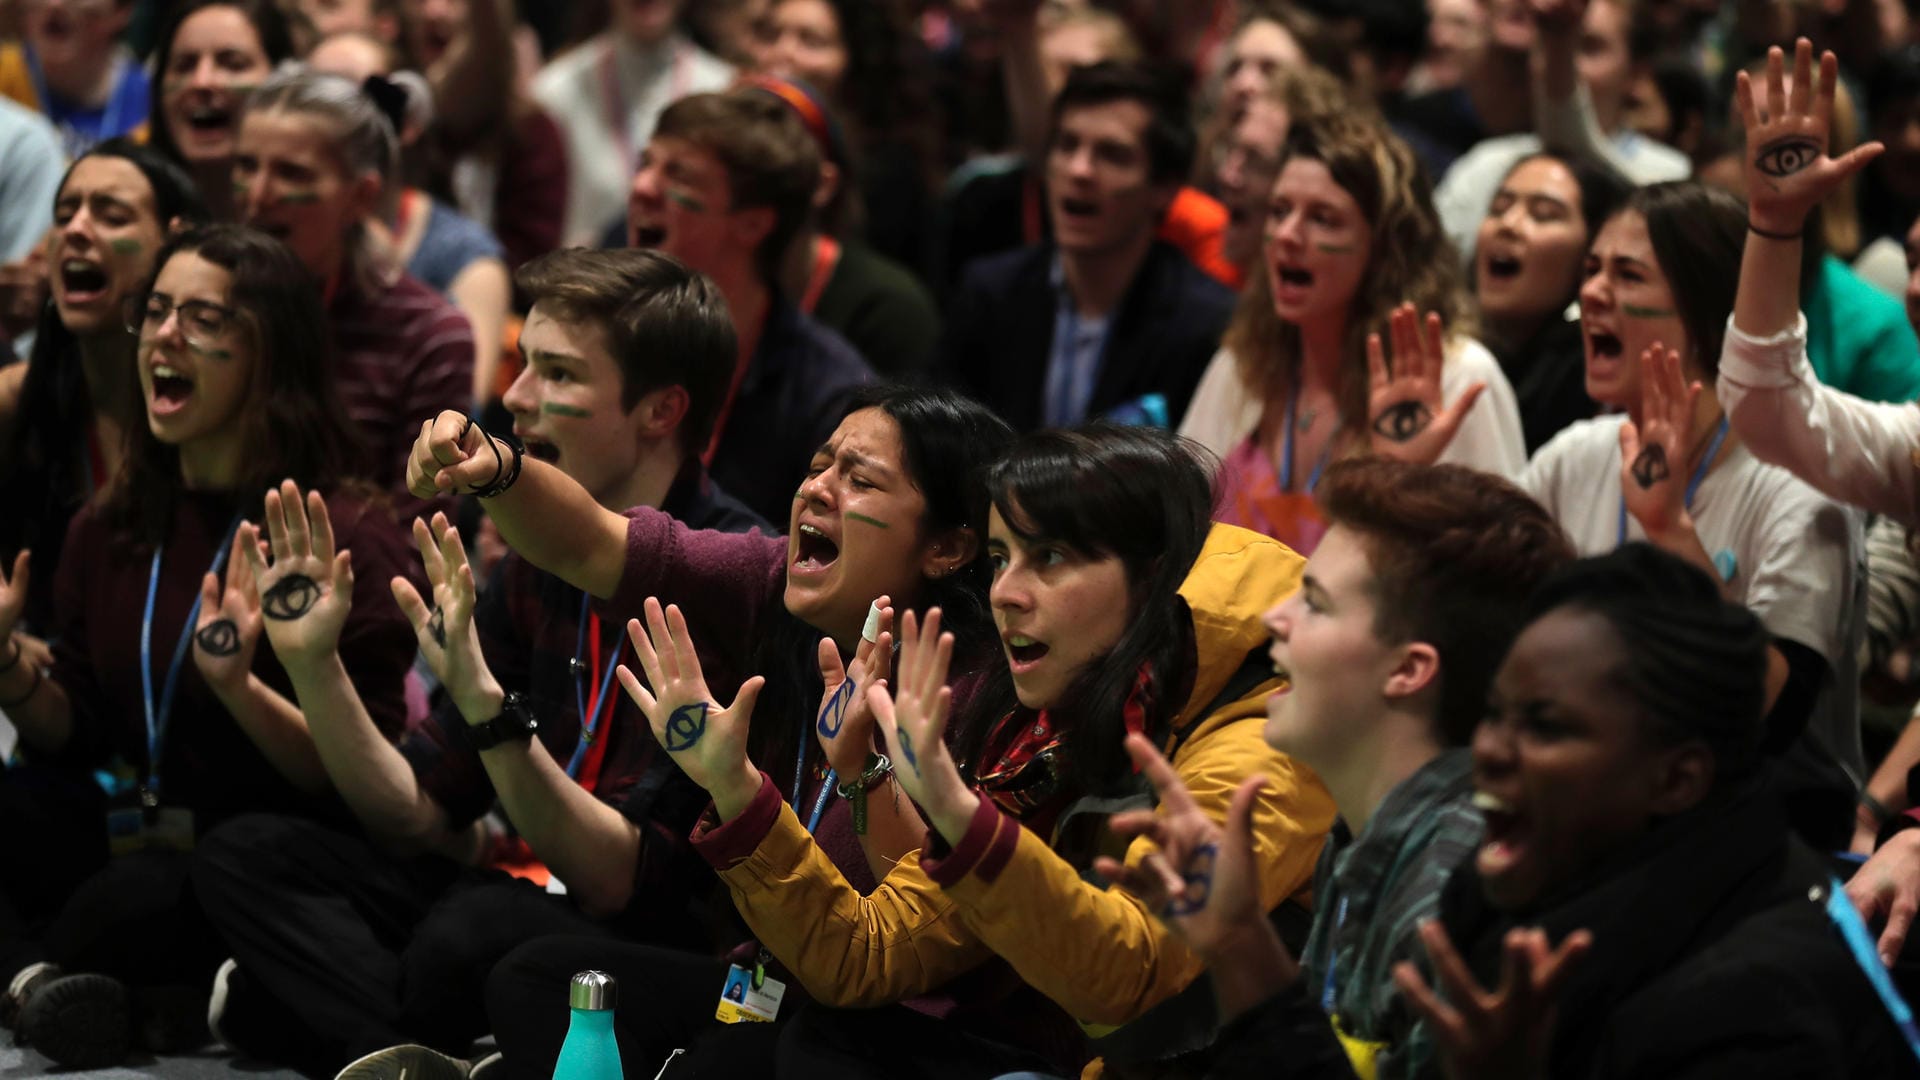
468, 1051, 503, 1079
335, 1044, 474, 1080
1, 961, 58, 1029
206, 957, 239, 1049
15, 972, 132, 1068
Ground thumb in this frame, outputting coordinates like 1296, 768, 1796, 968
1617, 418, 1642, 468
389, 575, 431, 633
816, 635, 844, 686
332, 552, 355, 608
1429, 381, 1486, 445
199, 570, 221, 619
728, 674, 766, 721
1225, 774, 1270, 866
1831, 141, 1885, 183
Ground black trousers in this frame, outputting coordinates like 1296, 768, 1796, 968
191, 812, 610, 1075
485, 935, 1058, 1080
0, 764, 225, 988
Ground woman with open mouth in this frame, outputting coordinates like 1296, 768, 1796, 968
145, 0, 293, 222
596, 424, 1334, 1077
1399, 543, 1920, 1078
0, 140, 207, 656
233, 69, 475, 518
1472, 151, 1631, 453
1179, 110, 1525, 556
0, 224, 415, 1069
397, 384, 1030, 1073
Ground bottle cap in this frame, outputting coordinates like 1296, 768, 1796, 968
569, 970, 616, 1011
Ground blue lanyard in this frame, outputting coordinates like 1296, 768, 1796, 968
791, 731, 836, 835
1823, 876, 1920, 1062
1280, 371, 1336, 494
1617, 417, 1729, 546
566, 592, 622, 780
27, 45, 126, 149
140, 515, 242, 799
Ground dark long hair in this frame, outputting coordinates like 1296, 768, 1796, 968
101, 225, 364, 544
1615, 181, 1746, 378
0, 141, 208, 631
146, 0, 296, 169
956, 425, 1215, 796
744, 384, 1015, 791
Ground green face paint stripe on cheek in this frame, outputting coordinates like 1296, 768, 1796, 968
277, 191, 321, 205
1315, 243, 1356, 254
108, 239, 143, 255
845, 511, 891, 530
1622, 304, 1678, 319
188, 342, 234, 361
541, 402, 592, 418
665, 189, 706, 212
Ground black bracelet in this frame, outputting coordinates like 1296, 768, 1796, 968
1748, 221, 1802, 242
1861, 791, 1895, 826
474, 432, 524, 499
0, 663, 43, 709
0, 634, 22, 675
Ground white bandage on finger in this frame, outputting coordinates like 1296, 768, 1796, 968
862, 599, 884, 644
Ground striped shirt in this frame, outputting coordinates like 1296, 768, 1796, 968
330, 271, 475, 520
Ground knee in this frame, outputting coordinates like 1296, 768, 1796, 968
190, 814, 323, 899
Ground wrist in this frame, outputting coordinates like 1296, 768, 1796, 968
1748, 214, 1805, 241
457, 682, 508, 726
926, 782, 982, 845
711, 758, 763, 822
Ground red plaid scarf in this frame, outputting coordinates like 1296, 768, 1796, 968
974, 664, 1155, 818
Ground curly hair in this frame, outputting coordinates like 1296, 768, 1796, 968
1222, 112, 1472, 434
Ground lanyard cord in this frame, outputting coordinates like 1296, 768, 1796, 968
140, 514, 242, 799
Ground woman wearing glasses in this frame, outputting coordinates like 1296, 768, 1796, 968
0, 224, 415, 1069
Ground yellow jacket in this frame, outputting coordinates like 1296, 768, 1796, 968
691, 524, 1335, 1034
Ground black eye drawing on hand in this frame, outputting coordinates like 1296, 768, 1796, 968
261, 574, 320, 620
195, 618, 241, 657
665, 702, 709, 752
898, 730, 918, 770
1165, 842, 1219, 917
427, 607, 446, 649
1753, 136, 1821, 178
1630, 445, 1670, 490
1371, 400, 1433, 443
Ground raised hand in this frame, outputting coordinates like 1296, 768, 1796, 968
1367, 303, 1485, 467
868, 607, 974, 838
192, 526, 263, 692
815, 596, 894, 778
1847, 829, 1920, 966
247, 481, 355, 671
1394, 921, 1593, 1080
0, 550, 29, 642
618, 597, 764, 810
405, 409, 511, 500
391, 512, 504, 721
1618, 343, 1697, 540
1737, 38, 1884, 237
1099, 733, 1273, 961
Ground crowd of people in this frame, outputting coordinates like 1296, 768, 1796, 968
3, 0, 1920, 1078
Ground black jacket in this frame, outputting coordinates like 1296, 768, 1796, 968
1210, 788, 1920, 1079
937, 241, 1234, 433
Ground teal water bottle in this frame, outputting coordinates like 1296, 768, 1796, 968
552, 971, 621, 1080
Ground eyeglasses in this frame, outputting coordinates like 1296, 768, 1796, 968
124, 293, 237, 345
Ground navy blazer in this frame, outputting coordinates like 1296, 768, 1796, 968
938, 241, 1236, 432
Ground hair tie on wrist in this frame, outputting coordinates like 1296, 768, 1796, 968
1748, 221, 1802, 241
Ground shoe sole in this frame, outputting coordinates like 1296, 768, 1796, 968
18, 973, 132, 1069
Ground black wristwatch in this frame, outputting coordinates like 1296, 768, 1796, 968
464, 691, 538, 751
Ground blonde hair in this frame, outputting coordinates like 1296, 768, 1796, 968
1222, 112, 1472, 433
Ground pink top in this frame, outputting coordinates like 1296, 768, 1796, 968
1215, 434, 1329, 555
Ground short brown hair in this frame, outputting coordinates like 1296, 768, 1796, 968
515, 248, 738, 457
653, 90, 821, 284
1319, 458, 1574, 746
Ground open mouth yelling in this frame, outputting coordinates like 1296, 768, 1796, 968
1585, 328, 1623, 361
521, 434, 560, 464
58, 259, 108, 305
148, 361, 196, 417
1057, 196, 1099, 223
1004, 632, 1051, 674
1473, 790, 1528, 879
791, 522, 841, 576
1483, 252, 1523, 282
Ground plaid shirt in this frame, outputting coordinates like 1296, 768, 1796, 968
1297, 749, 1482, 1080
398, 463, 767, 906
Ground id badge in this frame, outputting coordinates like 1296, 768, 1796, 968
105, 805, 195, 855
713, 963, 784, 1023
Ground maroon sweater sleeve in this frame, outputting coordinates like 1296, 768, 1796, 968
494, 107, 568, 271
600, 507, 786, 692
